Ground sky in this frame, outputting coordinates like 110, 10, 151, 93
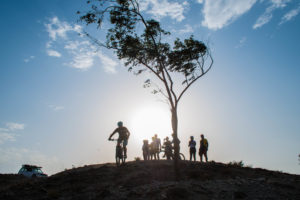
0, 0, 299, 175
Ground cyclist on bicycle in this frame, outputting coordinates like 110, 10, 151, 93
108, 121, 131, 158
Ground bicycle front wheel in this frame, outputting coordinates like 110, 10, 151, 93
115, 146, 122, 166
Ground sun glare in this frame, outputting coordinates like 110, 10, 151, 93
129, 104, 172, 144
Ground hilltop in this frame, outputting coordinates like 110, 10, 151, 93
0, 160, 299, 200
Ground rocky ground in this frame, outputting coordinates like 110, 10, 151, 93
0, 160, 299, 200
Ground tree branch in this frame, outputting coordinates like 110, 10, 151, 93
177, 52, 213, 103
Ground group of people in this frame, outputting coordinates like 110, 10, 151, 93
142, 134, 162, 160
108, 121, 209, 162
188, 134, 209, 162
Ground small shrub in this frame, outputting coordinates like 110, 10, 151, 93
134, 157, 141, 161
228, 161, 244, 167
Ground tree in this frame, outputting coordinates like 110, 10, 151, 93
79, 0, 213, 172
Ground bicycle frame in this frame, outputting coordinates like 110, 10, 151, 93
159, 148, 185, 160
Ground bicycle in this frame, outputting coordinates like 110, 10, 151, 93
109, 139, 126, 166
159, 148, 185, 160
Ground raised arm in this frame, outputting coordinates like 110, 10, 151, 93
108, 128, 118, 140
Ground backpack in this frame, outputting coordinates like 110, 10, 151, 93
203, 139, 208, 149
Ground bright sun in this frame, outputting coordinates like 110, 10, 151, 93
129, 104, 172, 144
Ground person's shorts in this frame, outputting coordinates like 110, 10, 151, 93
199, 148, 207, 155
118, 138, 128, 147
190, 147, 196, 154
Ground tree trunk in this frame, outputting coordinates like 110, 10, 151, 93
171, 107, 180, 179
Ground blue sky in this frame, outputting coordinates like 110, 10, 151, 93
0, 0, 299, 175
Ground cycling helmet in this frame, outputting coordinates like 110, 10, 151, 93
117, 121, 123, 127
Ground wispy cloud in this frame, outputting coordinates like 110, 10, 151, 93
47, 50, 61, 57
0, 122, 24, 144
279, 4, 300, 25
64, 40, 98, 70
0, 132, 17, 144
253, 0, 291, 29
200, 0, 257, 30
6, 122, 25, 131
48, 105, 65, 111
98, 53, 118, 74
24, 56, 35, 63
235, 36, 247, 48
45, 16, 119, 72
0, 128, 9, 132
45, 16, 82, 41
178, 24, 194, 34
140, 0, 189, 22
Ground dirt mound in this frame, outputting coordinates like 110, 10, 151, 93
0, 160, 299, 199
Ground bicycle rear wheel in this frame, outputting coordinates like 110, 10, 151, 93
179, 153, 185, 160
159, 151, 165, 159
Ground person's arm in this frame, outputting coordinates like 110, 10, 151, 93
108, 128, 117, 140
126, 128, 130, 139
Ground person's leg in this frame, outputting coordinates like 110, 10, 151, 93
157, 151, 160, 160
193, 148, 196, 161
204, 151, 208, 162
123, 139, 128, 158
200, 152, 203, 162
193, 151, 196, 161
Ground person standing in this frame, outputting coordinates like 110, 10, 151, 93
188, 136, 196, 161
199, 134, 208, 162
149, 137, 156, 160
142, 140, 150, 161
154, 134, 161, 160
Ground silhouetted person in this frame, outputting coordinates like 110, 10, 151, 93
149, 137, 156, 160
108, 121, 130, 158
153, 134, 161, 160
188, 136, 196, 161
163, 136, 173, 160
199, 134, 208, 162
142, 140, 150, 160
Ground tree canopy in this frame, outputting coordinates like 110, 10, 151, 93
79, 0, 213, 165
